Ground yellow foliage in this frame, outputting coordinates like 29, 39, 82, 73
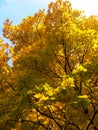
78, 95, 88, 99
1, 0, 98, 129
73, 65, 87, 74
61, 75, 74, 88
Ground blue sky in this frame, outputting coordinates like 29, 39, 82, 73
0, 0, 55, 38
0, 0, 98, 39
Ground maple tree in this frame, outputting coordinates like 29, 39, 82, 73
1, 0, 98, 129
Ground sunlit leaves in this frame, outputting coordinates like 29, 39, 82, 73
1, 0, 98, 129
78, 95, 88, 99
73, 65, 87, 74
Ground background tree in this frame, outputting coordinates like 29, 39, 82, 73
1, 0, 98, 129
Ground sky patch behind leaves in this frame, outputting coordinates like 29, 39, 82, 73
0, 0, 98, 38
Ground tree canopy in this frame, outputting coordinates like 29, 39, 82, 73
1, 0, 98, 129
